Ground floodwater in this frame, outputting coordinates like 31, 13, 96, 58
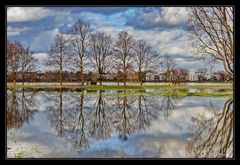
7, 89, 233, 158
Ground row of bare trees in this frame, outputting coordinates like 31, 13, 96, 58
7, 7, 233, 86
7, 40, 38, 86
47, 19, 161, 86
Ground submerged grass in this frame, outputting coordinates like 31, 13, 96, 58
7, 84, 233, 90
7, 84, 232, 98
39, 90, 232, 98
84, 92, 233, 98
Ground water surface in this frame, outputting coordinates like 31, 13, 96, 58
7, 89, 233, 158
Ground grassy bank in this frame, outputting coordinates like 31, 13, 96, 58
7, 84, 233, 90
82, 91, 233, 98
7, 85, 232, 98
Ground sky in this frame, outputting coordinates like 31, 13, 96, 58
7, 7, 224, 72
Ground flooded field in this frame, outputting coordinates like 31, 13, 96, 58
7, 89, 233, 158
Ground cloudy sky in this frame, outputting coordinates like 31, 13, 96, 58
7, 7, 223, 72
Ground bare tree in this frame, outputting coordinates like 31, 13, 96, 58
187, 98, 233, 158
114, 31, 135, 86
134, 39, 159, 85
197, 68, 207, 82
160, 54, 176, 85
89, 31, 114, 85
7, 40, 23, 86
47, 34, 69, 86
68, 18, 90, 86
187, 7, 233, 79
20, 47, 38, 85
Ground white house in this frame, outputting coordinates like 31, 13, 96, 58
189, 72, 198, 81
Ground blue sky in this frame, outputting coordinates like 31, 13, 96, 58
7, 7, 223, 72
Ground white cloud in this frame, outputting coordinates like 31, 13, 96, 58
7, 7, 56, 22
31, 28, 59, 52
97, 26, 201, 71
160, 7, 189, 25
121, 26, 193, 57
33, 53, 50, 71
127, 7, 189, 29
33, 53, 48, 61
7, 26, 31, 36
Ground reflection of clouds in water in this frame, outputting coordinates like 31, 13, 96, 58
146, 106, 218, 136
174, 97, 226, 110
7, 111, 76, 158
84, 133, 188, 158
8, 112, 66, 148
80, 97, 228, 158
7, 91, 231, 158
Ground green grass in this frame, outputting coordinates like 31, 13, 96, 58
85, 92, 232, 98
7, 83, 232, 98
41, 90, 232, 98
7, 84, 232, 90
14, 150, 33, 158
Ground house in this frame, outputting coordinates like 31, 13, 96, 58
189, 72, 199, 81
146, 72, 154, 81
204, 72, 213, 80
159, 72, 166, 81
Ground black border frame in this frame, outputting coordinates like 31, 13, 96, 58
1, 0, 239, 160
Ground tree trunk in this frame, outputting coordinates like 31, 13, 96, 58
60, 64, 63, 86
222, 56, 233, 79
124, 70, 126, 86
99, 73, 102, 86
139, 72, 143, 86
117, 69, 120, 86
22, 72, 24, 85
13, 72, 16, 86
80, 57, 84, 86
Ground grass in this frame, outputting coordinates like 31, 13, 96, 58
85, 91, 232, 98
12, 145, 41, 158
36, 90, 232, 98
7, 84, 233, 90
7, 83, 232, 98
14, 150, 33, 158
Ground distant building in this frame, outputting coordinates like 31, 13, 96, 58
146, 72, 154, 81
204, 72, 213, 80
159, 72, 166, 81
189, 72, 199, 81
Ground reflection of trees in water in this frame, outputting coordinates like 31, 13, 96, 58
113, 91, 161, 141
7, 89, 37, 129
187, 98, 233, 158
158, 89, 182, 118
89, 91, 112, 140
67, 91, 88, 149
46, 90, 169, 149
159, 96, 176, 118
45, 91, 64, 137
47, 91, 89, 150
136, 95, 159, 131
113, 90, 136, 141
